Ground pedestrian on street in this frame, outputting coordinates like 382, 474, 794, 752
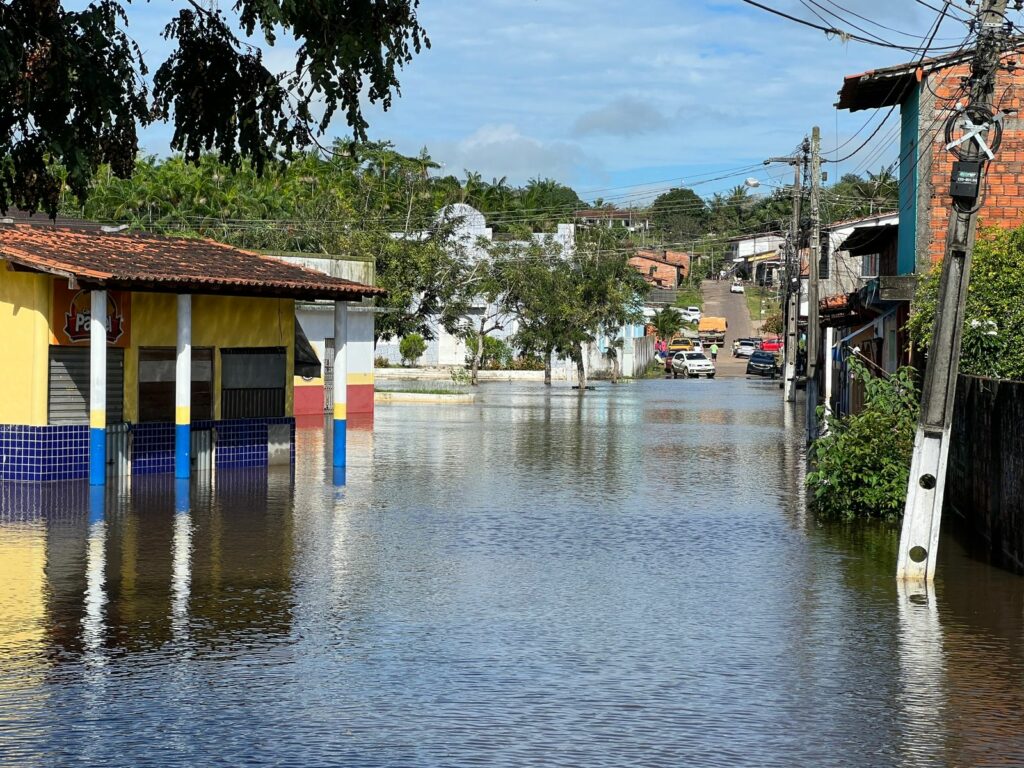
710, 343, 718, 362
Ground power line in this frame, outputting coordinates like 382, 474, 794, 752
737, 0, 970, 51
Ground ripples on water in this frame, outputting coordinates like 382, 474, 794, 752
1, 379, 1023, 766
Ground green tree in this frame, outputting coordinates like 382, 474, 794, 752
909, 226, 1024, 380
1, 1, 428, 215
651, 307, 684, 342
650, 187, 706, 243
399, 333, 427, 366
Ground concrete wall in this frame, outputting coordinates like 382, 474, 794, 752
293, 303, 375, 416
126, 293, 295, 422
947, 375, 1024, 574
0, 270, 296, 426
0, 268, 50, 425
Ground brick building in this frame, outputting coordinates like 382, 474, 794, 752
629, 251, 685, 288
837, 47, 1024, 273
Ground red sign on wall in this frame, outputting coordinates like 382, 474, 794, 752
51, 282, 131, 348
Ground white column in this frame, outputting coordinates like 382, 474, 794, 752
824, 326, 835, 429
175, 294, 192, 479
89, 290, 107, 485
332, 301, 348, 470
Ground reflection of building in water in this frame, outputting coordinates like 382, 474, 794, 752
0, 521, 49, 692
1, 475, 299, 661
187, 470, 296, 646
933, 551, 1024, 765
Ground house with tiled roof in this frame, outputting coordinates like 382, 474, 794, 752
0, 217, 379, 483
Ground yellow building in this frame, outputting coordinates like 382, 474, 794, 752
0, 221, 379, 482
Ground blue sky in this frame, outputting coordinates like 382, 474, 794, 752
120, 1, 971, 202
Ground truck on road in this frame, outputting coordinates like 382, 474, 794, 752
698, 316, 728, 348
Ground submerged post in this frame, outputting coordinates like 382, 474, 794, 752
333, 301, 348, 472
175, 294, 192, 479
89, 289, 107, 486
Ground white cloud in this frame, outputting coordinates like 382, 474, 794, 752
573, 96, 671, 138
430, 124, 599, 183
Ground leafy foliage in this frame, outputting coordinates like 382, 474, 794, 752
650, 187, 706, 242
807, 359, 920, 520
760, 312, 783, 335
465, 335, 513, 370
398, 333, 426, 366
909, 226, 1024, 381
651, 307, 684, 341
0, 0, 427, 215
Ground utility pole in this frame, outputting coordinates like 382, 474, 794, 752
766, 146, 805, 402
898, 0, 1010, 581
806, 126, 822, 443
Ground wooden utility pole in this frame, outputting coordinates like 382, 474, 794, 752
806, 127, 822, 442
898, 0, 1009, 581
767, 146, 806, 402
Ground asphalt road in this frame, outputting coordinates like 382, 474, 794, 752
701, 279, 754, 378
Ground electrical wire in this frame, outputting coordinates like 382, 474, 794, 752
737, 0, 971, 52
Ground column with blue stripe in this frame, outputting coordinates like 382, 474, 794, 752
175, 294, 192, 479
332, 301, 348, 477
89, 289, 107, 486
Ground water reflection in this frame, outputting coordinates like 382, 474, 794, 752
1, 381, 1024, 766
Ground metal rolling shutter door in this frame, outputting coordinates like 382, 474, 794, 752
48, 347, 125, 425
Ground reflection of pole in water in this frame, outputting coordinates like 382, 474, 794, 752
83, 487, 107, 663
171, 479, 193, 639
782, 402, 806, 528
896, 580, 948, 766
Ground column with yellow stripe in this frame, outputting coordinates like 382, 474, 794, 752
175, 294, 191, 479
89, 290, 107, 486
333, 301, 348, 472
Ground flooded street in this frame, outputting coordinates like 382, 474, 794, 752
2, 380, 1024, 767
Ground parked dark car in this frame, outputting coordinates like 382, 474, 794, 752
746, 350, 779, 378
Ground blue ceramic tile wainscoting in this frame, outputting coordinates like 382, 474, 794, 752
0, 418, 295, 481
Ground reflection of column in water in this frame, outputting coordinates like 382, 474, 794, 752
171, 479, 192, 639
781, 402, 806, 528
896, 580, 948, 766
82, 516, 107, 663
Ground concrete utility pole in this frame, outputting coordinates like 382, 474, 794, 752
766, 147, 805, 402
806, 126, 822, 443
898, 0, 1009, 581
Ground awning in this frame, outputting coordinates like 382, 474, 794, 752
837, 305, 898, 346
838, 224, 898, 256
294, 318, 321, 378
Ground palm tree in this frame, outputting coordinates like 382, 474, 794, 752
651, 307, 684, 342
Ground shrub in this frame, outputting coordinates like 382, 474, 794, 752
806, 359, 920, 520
399, 333, 427, 366
466, 335, 513, 369
374, 355, 391, 369
761, 312, 783, 335
510, 355, 546, 371
909, 226, 1024, 380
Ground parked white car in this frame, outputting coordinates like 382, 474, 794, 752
730, 283, 745, 294
685, 305, 702, 323
671, 351, 716, 379
734, 339, 758, 358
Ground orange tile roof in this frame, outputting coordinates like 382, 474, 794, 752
0, 224, 382, 300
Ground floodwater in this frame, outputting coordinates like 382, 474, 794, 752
1, 379, 1023, 767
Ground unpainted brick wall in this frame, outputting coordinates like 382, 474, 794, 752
921, 64, 1024, 267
